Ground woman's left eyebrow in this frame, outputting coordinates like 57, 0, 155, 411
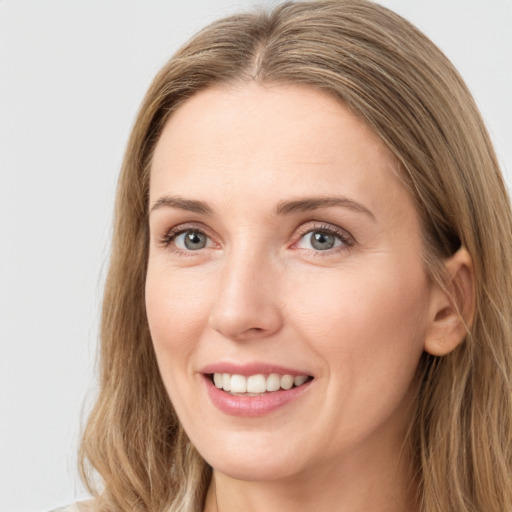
274, 196, 376, 221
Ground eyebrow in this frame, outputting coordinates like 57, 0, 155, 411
150, 195, 214, 215
274, 196, 376, 221
149, 194, 375, 221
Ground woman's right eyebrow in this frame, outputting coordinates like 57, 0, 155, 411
149, 195, 214, 215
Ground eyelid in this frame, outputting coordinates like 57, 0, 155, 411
157, 222, 217, 248
156, 220, 355, 255
291, 222, 355, 251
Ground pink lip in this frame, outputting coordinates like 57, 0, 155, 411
201, 374, 313, 418
200, 361, 311, 377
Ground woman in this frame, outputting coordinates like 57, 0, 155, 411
68, 0, 512, 510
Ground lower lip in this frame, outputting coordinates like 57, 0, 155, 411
203, 375, 312, 417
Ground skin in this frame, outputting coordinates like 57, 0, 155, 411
145, 83, 470, 512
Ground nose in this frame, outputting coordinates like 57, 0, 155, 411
208, 247, 283, 341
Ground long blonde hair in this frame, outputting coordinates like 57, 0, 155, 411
79, 1, 512, 510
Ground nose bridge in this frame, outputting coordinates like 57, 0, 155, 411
208, 239, 282, 340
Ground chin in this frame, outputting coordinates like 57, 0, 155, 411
209, 457, 302, 482
194, 433, 309, 482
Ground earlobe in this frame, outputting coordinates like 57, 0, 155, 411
424, 247, 475, 357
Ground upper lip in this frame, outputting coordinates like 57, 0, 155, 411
200, 361, 312, 377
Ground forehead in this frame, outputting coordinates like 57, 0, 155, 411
149, 83, 413, 224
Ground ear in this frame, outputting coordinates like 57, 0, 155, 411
424, 247, 475, 356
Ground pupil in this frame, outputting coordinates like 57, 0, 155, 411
311, 231, 334, 250
184, 231, 206, 250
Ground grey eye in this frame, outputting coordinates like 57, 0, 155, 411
298, 230, 343, 251
175, 231, 209, 250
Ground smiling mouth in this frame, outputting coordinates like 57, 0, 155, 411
208, 372, 314, 396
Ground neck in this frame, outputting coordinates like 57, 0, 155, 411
203, 436, 419, 512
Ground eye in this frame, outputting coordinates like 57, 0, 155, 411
298, 230, 342, 250
173, 230, 211, 251
158, 224, 214, 252
295, 225, 353, 252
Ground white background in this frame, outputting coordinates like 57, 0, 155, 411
1, 1, 511, 511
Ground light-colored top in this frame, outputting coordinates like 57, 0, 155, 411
47, 502, 89, 512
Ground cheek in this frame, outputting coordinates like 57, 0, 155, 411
292, 261, 429, 346
288, 262, 429, 419
145, 267, 213, 372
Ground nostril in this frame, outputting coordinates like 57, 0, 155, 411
207, 277, 283, 341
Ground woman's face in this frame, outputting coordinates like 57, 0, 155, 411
146, 83, 435, 481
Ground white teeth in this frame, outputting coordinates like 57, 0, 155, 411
212, 372, 310, 394
213, 373, 223, 388
222, 373, 231, 391
247, 374, 267, 393
280, 374, 294, 390
294, 375, 308, 387
267, 373, 281, 392
230, 374, 247, 393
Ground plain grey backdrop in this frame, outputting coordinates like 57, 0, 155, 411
1, 1, 511, 511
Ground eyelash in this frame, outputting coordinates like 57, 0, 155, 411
293, 223, 354, 254
158, 223, 215, 256
158, 222, 355, 256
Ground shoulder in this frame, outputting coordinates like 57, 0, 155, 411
47, 501, 95, 512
